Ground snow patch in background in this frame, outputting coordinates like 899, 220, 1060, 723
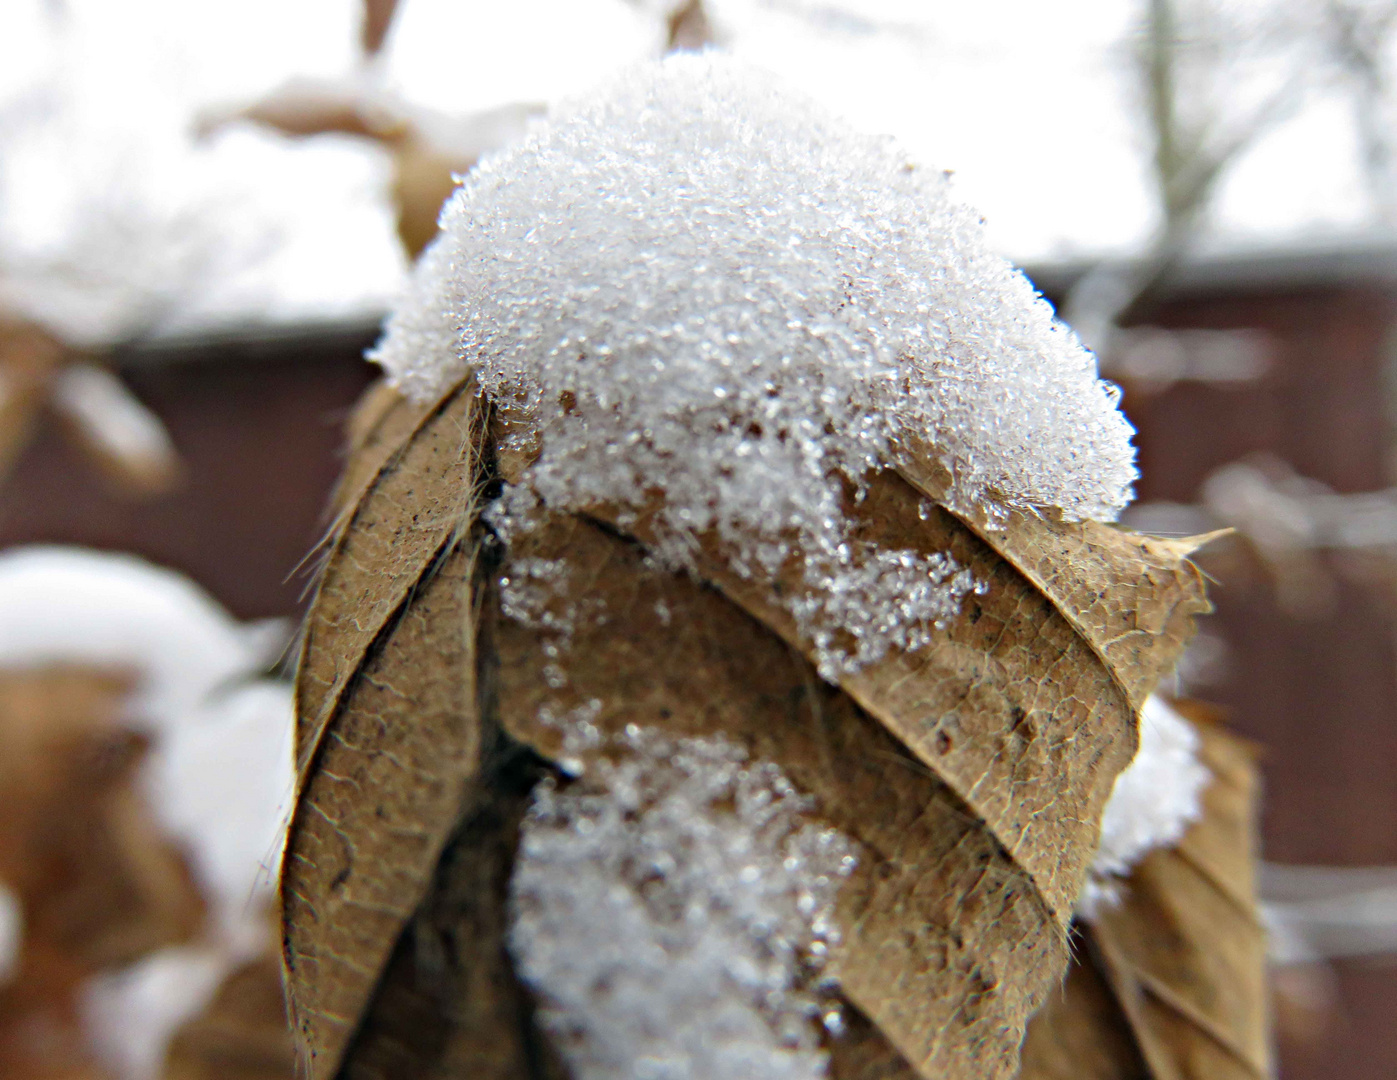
0, 546, 296, 1080
3, 0, 1392, 346
380, 0, 663, 116
0, 547, 280, 726
81, 948, 230, 1080
0, 0, 405, 346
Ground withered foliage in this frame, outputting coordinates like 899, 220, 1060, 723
1019, 707, 1269, 1080
163, 951, 300, 1080
0, 318, 182, 496
282, 380, 1217, 1080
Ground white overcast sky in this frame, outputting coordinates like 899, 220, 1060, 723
381, 0, 1382, 260
0, 0, 1387, 338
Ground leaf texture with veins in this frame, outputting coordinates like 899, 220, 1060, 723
1018, 707, 1269, 1080
280, 382, 1211, 1080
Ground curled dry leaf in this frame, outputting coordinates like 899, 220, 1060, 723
1018, 706, 1268, 1080
281, 381, 1211, 1080
0, 318, 66, 481
0, 317, 182, 497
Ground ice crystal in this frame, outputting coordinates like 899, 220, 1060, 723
498, 555, 582, 637
1081, 695, 1211, 917
376, 52, 1137, 678
786, 546, 986, 677
508, 727, 857, 1080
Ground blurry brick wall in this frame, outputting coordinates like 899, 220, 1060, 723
1111, 279, 1397, 1080
0, 327, 378, 620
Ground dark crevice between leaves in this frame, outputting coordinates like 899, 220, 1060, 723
329, 722, 561, 1080
327, 476, 568, 1079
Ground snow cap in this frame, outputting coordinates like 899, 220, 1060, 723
373, 51, 1137, 528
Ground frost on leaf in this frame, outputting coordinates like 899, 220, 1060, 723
1081, 695, 1211, 917
507, 727, 857, 1080
372, 52, 1138, 677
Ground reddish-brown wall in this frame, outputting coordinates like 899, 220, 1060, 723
1126, 284, 1397, 1080
0, 336, 377, 620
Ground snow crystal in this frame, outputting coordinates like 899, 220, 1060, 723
508, 727, 856, 1080
375, 52, 1135, 677
1081, 695, 1211, 918
537, 698, 605, 777
374, 51, 1135, 522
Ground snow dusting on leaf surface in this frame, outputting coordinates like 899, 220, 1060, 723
373, 53, 1136, 677
1081, 694, 1211, 917
508, 727, 856, 1080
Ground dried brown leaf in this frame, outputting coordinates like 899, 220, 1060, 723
331, 378, 439, 522
1017, 933, 1150, 1080
1017, 711, 1268, 1080
293, 383, 480, 769
284, 381, 1212, 1080
329, 738, 561, 1080
361, 0, 403, 56
282, 541, 483, 1077
0, 667, 205, 1080
1091, 719, 1268, 1080
391, 141, 474, 260
0, 667, 205, 975
494, 508, 1065, 1078
0, 318, 66, 483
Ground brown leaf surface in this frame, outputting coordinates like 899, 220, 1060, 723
0, 318, 66, 482
495, 508, 1065, 1079
1091, 718, 1268, 1080
282, 541, 483, 1079
330, 735, 562, 1080
1017, 710, 1268, 1080
0, 667, 205, 976
284, 380, 1212, 1080
586, 470, 1155, 925
894, 457, 1215, 713
293, 383, 481, 770
1017, 933, 1150, 1080
0, 666, 206, 1080
330, 378, 435, 520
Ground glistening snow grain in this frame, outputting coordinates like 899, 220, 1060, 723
508, 728, 856, 1080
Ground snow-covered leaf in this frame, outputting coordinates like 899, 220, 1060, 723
282, 56, 1214, 1080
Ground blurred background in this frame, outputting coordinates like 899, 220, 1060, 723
1, 1, 1395, 1078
